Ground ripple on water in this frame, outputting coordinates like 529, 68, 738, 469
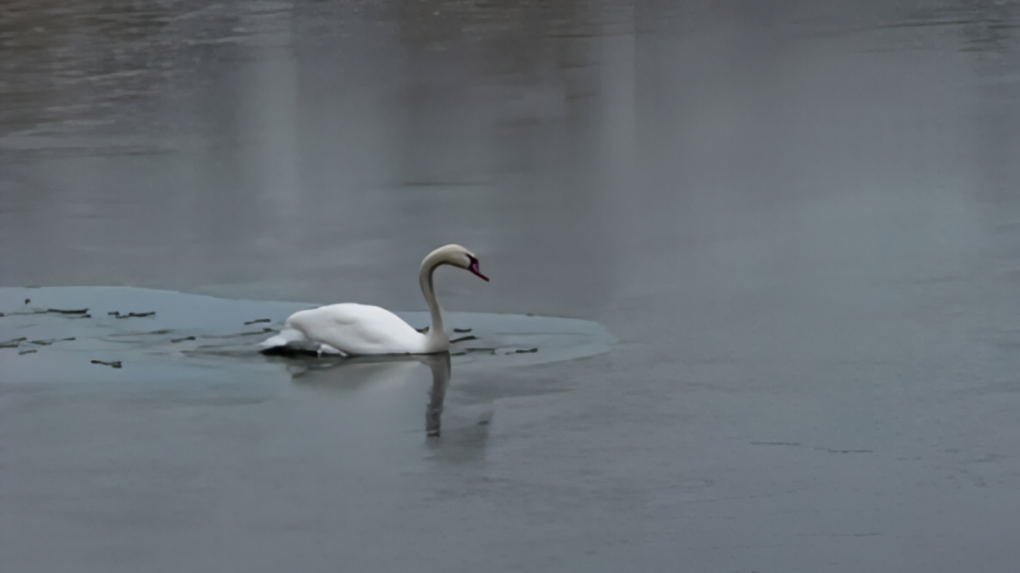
0, 286, 614, 384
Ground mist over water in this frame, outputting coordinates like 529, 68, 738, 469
3, 1, 1020, 571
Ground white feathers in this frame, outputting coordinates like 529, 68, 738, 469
259, 244, 487, 356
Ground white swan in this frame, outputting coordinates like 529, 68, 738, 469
259, 244, 489, 356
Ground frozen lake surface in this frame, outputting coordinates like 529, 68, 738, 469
3, 0, 1020, 571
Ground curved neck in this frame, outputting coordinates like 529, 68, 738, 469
418, 255, 447, 341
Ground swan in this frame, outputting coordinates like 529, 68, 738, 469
259, 244, 489, 356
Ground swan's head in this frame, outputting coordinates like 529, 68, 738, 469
425, 244, 490, 282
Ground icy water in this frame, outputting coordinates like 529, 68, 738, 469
3, 1, 1020, 572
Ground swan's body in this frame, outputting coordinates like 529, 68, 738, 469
267, 303, 441, 355
259, 244, 488, 357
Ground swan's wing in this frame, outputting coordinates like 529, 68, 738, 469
285, 303, 425, 355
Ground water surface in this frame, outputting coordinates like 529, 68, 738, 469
2, 1, 1020, 571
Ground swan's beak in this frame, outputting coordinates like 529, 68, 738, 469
469, 259, 490, 282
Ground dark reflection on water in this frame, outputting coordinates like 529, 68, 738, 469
424, 352, 450, 437
284, 352, 452, 437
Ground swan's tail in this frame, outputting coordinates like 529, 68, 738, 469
258, 327, 309, 350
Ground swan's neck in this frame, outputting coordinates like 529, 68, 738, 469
419, 256, 447, 343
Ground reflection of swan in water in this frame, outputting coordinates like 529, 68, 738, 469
259, 245, 488, 356
423, 353, 450, 437
289, 352, 452, 437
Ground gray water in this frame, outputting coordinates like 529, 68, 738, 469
3, 1, 1020, 571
